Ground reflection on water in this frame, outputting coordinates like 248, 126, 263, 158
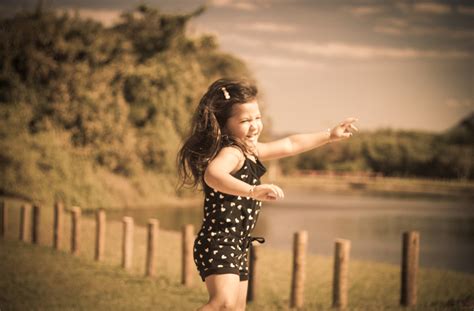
104, 191, 474, 274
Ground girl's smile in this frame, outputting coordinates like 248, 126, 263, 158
225, 101, 263, 147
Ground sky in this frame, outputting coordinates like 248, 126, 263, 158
2, 0, 473, 134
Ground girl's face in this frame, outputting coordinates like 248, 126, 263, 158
225, 100, 263, 148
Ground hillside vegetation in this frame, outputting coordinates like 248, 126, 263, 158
0, 5, 253, 208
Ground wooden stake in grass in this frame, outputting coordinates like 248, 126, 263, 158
181, 224, 194, 287
247, 243, 261, 302
122, 216, 134, 270
333, 239, 351, 309
290, 230, 308, 309
19, 204, 30, 242
71, 206, 81, 256
53, 201, 64, 250
401, 231, 420, 307
32, 204, 41, 244
95, 209, 106, 261
0, 200, 6, 238
145, 219, 159, 277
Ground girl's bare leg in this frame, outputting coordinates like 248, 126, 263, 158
197, 274, 240, 311
235, 280, 249, 311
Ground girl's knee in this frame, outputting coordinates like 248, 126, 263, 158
209, 297, 238, 311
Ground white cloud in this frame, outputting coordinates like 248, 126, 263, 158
413, 3, 452, 15
274, 41, 473, 60
240, 54, 324, 69
210, 0, 259, 11
347, 5, 383, 16
236, 22, 297, 33
374, 21, 474, 39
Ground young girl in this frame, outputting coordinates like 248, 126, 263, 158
177, 78, 358, 311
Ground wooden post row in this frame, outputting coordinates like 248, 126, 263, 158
71, 206, 81, 256
146, 219, 159, 277
182, 224, 194, 287
290, 230, 308, 308
0, 200, 6, 238
247, 243, 261, 302
333, 239, 351, 309
53, 201, 64, 250
401, 231, 420, 307
19, 204, 29, 242
32, 204, 41, 244
95, 209, 106, 261
122, 216, 134, 270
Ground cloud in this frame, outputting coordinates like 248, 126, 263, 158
58, 8, 122, 26
273, 41, 473, 60
219, 33, 265, 47
236, 22, 297, 33
347, 5, 384, 16
210, 0, 259, 11
445, 98, 474, 110
240, 54, 324, 69
375, 23, 474, 39
413, 2, 452, 15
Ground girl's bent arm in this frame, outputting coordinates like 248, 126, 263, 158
204, 147, 256, 197
204, 147, 284, 200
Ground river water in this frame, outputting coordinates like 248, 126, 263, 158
105, 190, 474, 274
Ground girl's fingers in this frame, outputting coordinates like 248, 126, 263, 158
340, 117, 359, 127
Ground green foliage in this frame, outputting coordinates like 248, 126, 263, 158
0, 5, 253, 205
282, 127, 473, 180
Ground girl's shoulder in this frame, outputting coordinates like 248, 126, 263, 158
213, 146, 247, 174
217, 146, 246, 161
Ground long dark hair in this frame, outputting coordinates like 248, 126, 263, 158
177, 78, 258, 189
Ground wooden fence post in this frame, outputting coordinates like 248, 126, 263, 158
290, 230, 308, 308
122, 217, 134, 270
32, 204, 41, 244
146, 219, 159, 277
181, 224, 194, 286
247, 243, 261, 302
401, 231, 420, 307
0, 201, 6, 238
333, 239, 351, 309
71, 206, 81, 256
53, 201, 64, 250
19, 204, 29, 242
95, 209, 106, 261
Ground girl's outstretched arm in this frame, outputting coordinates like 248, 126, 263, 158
257, 117, 358, 161
204, 147, 284, 201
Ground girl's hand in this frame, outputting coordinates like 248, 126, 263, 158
251, 184, 285, 201
329, 117, 359, 142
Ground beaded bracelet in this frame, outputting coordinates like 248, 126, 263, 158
249, 185, 256, 198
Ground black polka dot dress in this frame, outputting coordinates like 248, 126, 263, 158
193, 155, 266, 281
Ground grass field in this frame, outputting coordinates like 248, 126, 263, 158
1, 197, 474, 310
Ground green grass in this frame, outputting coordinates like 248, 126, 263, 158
1, 198, 474, 310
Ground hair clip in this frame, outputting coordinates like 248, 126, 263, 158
221, 87, 230, 100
